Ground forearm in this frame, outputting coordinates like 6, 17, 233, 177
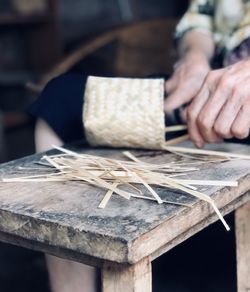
177, 30, 215, 62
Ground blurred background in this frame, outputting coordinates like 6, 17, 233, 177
0, 1, 237, 291
0, 0, 189, 163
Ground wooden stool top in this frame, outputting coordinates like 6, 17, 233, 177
0, 142, 250, 267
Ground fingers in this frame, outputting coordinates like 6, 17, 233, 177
231, 103, 250, 139
165, 78, 177, 94
165, 73, 206, 112
187, 85, 209, 148
187, 70, 223, 147
164, 84, 196, 112
187, 71, 250, 146
213, 90, 244, 139
195, 74, 231, 143
186, 60, 250, 147
164, 76, 185, 112
165, 54, 210, 112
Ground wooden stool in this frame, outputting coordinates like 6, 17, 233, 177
0, 142, 249, 291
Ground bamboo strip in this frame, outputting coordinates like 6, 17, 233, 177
108, 172, 143, 195
3, 169, 238, 187
3, 178, 66, 182
64, 167, 132, 200
99, 182, 119, 209
165, 125, 187, 133
175, 179, 238, 187
43, 155, 64, 170
163, 177, 230, 231
123, 151, 141, 163
163, 146, 250, 160
52, 145, 81, 157
165, 134, 189, 146
3, 145, 241, 231
116, 161, 163, 204
131, 194, 192, 208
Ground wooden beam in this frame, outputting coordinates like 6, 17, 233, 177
235, 201, 250, 292
102, 257, 152, 292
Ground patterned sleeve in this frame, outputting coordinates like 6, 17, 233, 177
175, 0, 214, 41
226, 2, 250, 51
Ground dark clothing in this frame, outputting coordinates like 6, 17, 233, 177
28, 73, 88, 144
28, 73, 250, 145
28, 74, 183, 144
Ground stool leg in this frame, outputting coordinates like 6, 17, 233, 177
102, 257, 152, 292
235, 202, 250, 292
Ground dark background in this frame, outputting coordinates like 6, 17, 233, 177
0, 1, 237, 291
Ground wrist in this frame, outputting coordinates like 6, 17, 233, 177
184, 49, 210, 64
178, 30, 215, 62
174, 50, 210, 71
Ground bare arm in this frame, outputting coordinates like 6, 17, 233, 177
177, 29, 215, 61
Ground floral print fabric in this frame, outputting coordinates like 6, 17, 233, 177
175, 0, 250, 64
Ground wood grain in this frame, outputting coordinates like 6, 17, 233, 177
236, 201, 250, 292
0, 142, 250, 265
102, 257, 151, 292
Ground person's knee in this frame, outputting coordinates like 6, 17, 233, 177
46, 255, 98, 292
35, 119, 63, 152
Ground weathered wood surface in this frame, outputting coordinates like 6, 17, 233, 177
0, 142, 250, 266
236, 201, 250, 292
102, 257, 152, 292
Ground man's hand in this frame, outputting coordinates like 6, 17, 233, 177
187, 59, 250, 148
164, 50, 210, 112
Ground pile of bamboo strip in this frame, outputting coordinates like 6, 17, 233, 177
3, 144, 250, 231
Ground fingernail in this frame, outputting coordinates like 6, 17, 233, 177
195, 141, 203, 148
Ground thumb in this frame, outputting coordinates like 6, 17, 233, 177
165, 78, 177, 94
164, 87, 195, 112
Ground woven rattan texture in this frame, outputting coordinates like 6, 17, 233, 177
83, 76, 165, 149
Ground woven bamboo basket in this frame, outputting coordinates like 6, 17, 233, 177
83, 76, 165, 149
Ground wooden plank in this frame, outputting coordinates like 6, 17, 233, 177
152, 191, 250, 261
102, 257, 152, 292
0, 191, 248, 268
0, 142, 250, 265
0, 230, 113, 268
129, 186, 250, 263
235, 201, 250, 292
